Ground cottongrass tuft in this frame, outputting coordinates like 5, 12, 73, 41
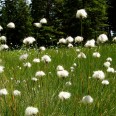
81, 95, 93, 104
0, 25, 3, 31
58, 38, 67, 44
0, 36, 7, 43
31, 77, 38, 82
107, 67, 115, 73
66, 36, 74, 43
102, 80, 109, 85
75, 36, 84, 43
65, 81, 72, 86
7, 22, 15, 28
23, 37, 36, 45
112, 37, 116, 42
33, 23, 42, 28
19, 53, 28, 60
56, 65, 64, 71
70, 66, 74, 72
85, 39, 95, 48
92, 70, 105, 80
76, 48, 81, 52
13, 90, 21, 96
0, 44, 9, 51
103, 61, 111, 68
23, 62, 31, 68
97, 34, 108, 44
58, 91, 71, 100
68, 43, 73, 48
33, 58, 40, 63
35, 71, 45, 77
39, 46, 46, 51
92, 52, 101, 58
0, 65, 4, 73
57, 70, 69, 78
73, 63, 77, 67
25, 106, 39, 116
0, 88, 8, 96
40, 18, 47, 24
76, 9, 87, 19
78, 52, 86, 59
106, 57, 112, 62
41, 55, 51, 63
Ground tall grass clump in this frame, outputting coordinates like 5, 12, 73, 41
0, 43, 116, 116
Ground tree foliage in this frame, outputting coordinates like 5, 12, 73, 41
108, 0, 116, 34
0, 0, 111, 47
0, 0, 33, 47
31, 0, 65, 46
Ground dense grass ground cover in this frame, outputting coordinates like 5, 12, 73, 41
0, 44, 116, 116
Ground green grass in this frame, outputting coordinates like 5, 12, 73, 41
0, 44, 116, 116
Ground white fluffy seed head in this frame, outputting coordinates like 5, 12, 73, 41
58, 38, 67, 44
0, 36, 7, 43
85, 39, 95, 48
76, 48, 81, 52
7, 22, 15, 28
33, 58, 40, 63
68, 43, 73, 48
58, 91, 71, 100
56, 65, 64, 71
25, 106, 39, 116
66, 36, 74, 43
102, 80, 109, 85
13, 90, 21, 96
103, 61, 111, 68
57, 70, 69, 78
41, 55, 51, 63
0, 44, 9, 51
19, 53, 28, 60
97, 34, 108, 44
0, 25, 3, 31
92, 70, 105, 80
78, 52, 86, 59
31, 77, 38, 82
107, 67, 115, 73
35, 71, 45, 77
39, 46, 46, 51
40, 18, 47, 24
0, 88, 8, 96
76, 9, 87, 19
0, 65, 4, 73
70, 66, 74, 71
65, 81, 72, 86
33, 23, 42, 28
106, 57, 112, 62
73, 63, 77, 67
112, 37, 116, 42
75, 36, 84, 43
23, 62, 31, 68
23, 37, 36, 45
81, 95, 93, 104
92, 52, 101, 58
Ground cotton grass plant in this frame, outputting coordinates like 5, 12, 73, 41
0, 8, 116, 116
0, 43, 115, 115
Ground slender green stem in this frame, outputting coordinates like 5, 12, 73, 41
81, 18, 83, 36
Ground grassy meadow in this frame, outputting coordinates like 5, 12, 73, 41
0, 44, 116, 116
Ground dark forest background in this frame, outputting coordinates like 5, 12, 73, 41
0, 0, 116, 47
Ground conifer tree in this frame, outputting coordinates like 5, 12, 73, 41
108, 0, 116, 36
0, 0, 33, 47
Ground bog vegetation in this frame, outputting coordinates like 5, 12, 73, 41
0, 0, 116, 116
0, 43, 116, 116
